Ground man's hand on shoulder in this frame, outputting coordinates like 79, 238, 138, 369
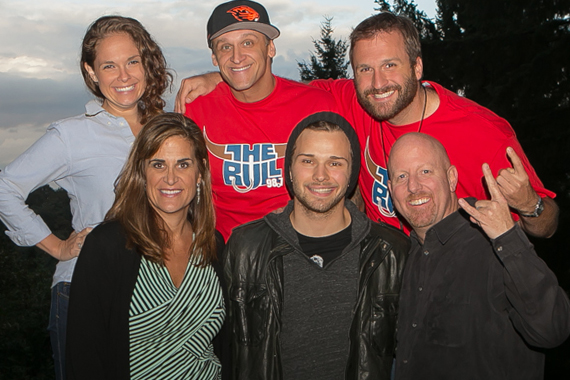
174, 72, 223, 113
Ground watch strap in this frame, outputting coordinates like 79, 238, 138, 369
519, 196, 544, 218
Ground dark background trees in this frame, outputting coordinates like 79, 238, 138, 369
378, 0, 570, 377
0, 187, 71, 379
297, 16, 350, 81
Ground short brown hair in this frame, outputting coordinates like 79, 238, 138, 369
349, 12, 421, 68
106, 113, 216, 267
80, 16, 172, 124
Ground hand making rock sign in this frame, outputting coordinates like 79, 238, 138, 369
458, 163, 515, 240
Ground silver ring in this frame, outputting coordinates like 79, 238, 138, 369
78, 243, 82, 249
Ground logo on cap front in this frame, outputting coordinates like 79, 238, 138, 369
227, 6, 260, 22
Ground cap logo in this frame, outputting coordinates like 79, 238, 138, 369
227, 6, 260, 22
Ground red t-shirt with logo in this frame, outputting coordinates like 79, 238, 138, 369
311, 79, 555, 233
186, 76, 337, 239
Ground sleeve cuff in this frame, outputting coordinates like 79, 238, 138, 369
491, 224, 532, 260
5, 214, 52, 246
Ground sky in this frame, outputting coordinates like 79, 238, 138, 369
0, 0, 436, 169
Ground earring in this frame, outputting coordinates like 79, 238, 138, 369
196, 182, 201, 204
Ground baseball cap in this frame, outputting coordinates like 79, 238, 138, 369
207, 0, 280, 47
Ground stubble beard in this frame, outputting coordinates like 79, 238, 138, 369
356, 73, 419, 122
293, 181, 346, 217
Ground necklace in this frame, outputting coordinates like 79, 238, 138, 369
417, 85, 428, 133
380, 84, 428, 165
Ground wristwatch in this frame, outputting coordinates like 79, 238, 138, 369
519, 196, 544, 218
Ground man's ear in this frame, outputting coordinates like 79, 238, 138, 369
267, 40, 276, 59
84, 63, 98, 83
387, 179, 393, 195
414, 56, 423, 81
447, 165, 458, 193
211, 52, 219, 67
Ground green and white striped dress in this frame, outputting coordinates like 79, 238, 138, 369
129, 255, 225, 379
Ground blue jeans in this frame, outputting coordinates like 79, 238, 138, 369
48, 282, 70, 380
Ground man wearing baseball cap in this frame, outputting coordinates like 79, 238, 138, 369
183, 0, 337, 240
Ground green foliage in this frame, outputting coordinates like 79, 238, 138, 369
0, 186, 72, 379
298, 16, 349, 81
375, 0, 439, 39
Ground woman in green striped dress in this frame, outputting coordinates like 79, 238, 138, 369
66, 113, 225, 380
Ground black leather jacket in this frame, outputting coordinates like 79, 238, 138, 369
224, 202, 410, 380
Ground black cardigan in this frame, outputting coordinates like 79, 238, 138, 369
66, 221, 228, 380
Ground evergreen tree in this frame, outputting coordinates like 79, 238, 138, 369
298, 16, 349, 81
431, 0, 570, 124
374, 0, 439, 40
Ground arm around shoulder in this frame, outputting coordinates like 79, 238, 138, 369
175, 72, 223, 113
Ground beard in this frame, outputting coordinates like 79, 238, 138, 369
293, 181, 346, 216
356, 72, 419, 122
398, 191, 438, 231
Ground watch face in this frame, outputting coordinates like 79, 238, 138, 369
536, 198, 545, 216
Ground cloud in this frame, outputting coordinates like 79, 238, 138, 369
0, 0, 436, 169
0, 125, 49, 171
0, 72, 92, 168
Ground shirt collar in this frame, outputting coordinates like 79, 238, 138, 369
84, 99, 106, 117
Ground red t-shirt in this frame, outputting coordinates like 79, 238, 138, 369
312, 79, 555, 233
186, 76, 337, 239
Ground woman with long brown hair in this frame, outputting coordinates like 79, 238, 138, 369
0, 16, 171, 379
66, 113, 224, 380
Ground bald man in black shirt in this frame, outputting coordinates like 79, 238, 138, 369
388, 132, 570, 380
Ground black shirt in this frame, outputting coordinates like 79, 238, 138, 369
297, 223, 352, 268
395, 207, 570, 380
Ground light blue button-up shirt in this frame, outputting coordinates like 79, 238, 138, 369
0, 100, 135, 287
